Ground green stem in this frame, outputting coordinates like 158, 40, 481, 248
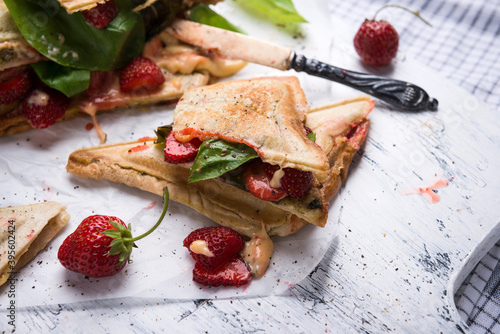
124, 187, 170, 243
373, 4, 432, 27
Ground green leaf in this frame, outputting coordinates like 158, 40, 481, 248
31, 62, 90, 97
4, 0, 145, 71
154, 124, 173, 147
235, 0, 307, 23
307, 132, 316, 142
188, 139, 258, 183
189, 3, 245, 34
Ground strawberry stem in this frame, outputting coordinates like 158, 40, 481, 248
373, 4, 432, 27
103, 187, 169, 267
124, 187, 170, 243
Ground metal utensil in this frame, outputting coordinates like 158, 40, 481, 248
167, 19, 438, 111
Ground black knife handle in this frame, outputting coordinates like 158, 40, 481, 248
289, 52, 438, 111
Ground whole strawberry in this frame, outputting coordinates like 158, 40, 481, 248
119, 56, 165, 92
82, 0, 119, 29
58, 188, 170, 278
183, 226, 245, 271
353, 5, 431, 66
354, 20, 399, 66
58, 215, 131, 278
22, 86, 69, 129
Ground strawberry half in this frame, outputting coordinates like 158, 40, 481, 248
353, 19, 399, 66
82, 0, 119, 29
164, 131, 202, 164
280, 168, 313, 199
0, 71, 33, 105
119, 57, 165, 92
192, 257, 251, 287
261, 162, 313, 199
183, 226, 245, 271
57, 215, 130, 278
22, 86, 69, 129
244, 160, 287, 202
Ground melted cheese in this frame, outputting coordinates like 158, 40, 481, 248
269, 168, 285, 188
189, 240, 215, 257
241, 231, 274, 278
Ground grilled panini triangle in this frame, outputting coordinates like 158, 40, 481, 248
66, 95, 374, 239
173, 76, 330, 182
0, 202, 70, 286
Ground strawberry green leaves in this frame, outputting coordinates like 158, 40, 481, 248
188, 139, 258, 183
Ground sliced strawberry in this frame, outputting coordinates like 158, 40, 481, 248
280, 168, 313, 199
183, 226, 245, 271
164, 131, 202, 164
82, 0, 119, 29
263, 163, 313, 199
119, 57, 165, 93
243, 160, 287, 202
192, 257, 251, 287
87, 71, 115, 96
22, 86, 69, 129
0, 71, 33, 105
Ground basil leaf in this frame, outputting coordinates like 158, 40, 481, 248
188, 139, 258, 183
189, 3, 245, 34
235, 0, 307, 23
154, 125, 172, 147
4, 0, 145, 71
31, 62, 90, 97
307, 132, 316, 142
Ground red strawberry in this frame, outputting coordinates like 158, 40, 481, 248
183, 226, 245, 271
263, 163, 313, 199
0, 71, 33, 105
57, 215, 130, 278
82, 0, 119, 29
244, 160, 287, 202
58, 188, 170, 278
280, 168, 313, 199
22, 86, 69, 129
164, 131, 202, 164
353, 5, 431, 66
192, 257, 251, 287
353, 20, 399, 66
119, 57, 165, 92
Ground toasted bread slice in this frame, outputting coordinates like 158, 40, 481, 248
172, 77, 330, 182
0, 202, 70, 286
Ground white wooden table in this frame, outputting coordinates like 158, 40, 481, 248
1, 0, 499, 333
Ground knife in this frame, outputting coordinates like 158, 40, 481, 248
167, 19, 438, 112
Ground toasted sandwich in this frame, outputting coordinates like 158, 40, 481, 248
0, 201, 70, 286
66, 76, 374, 276
0, 0, 245, 141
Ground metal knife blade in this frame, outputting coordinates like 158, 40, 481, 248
168, 19, 438, 112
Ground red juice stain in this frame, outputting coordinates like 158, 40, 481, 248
128, 145, 149, 153
404, 178, 449, 203
85, 123, 94, 131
